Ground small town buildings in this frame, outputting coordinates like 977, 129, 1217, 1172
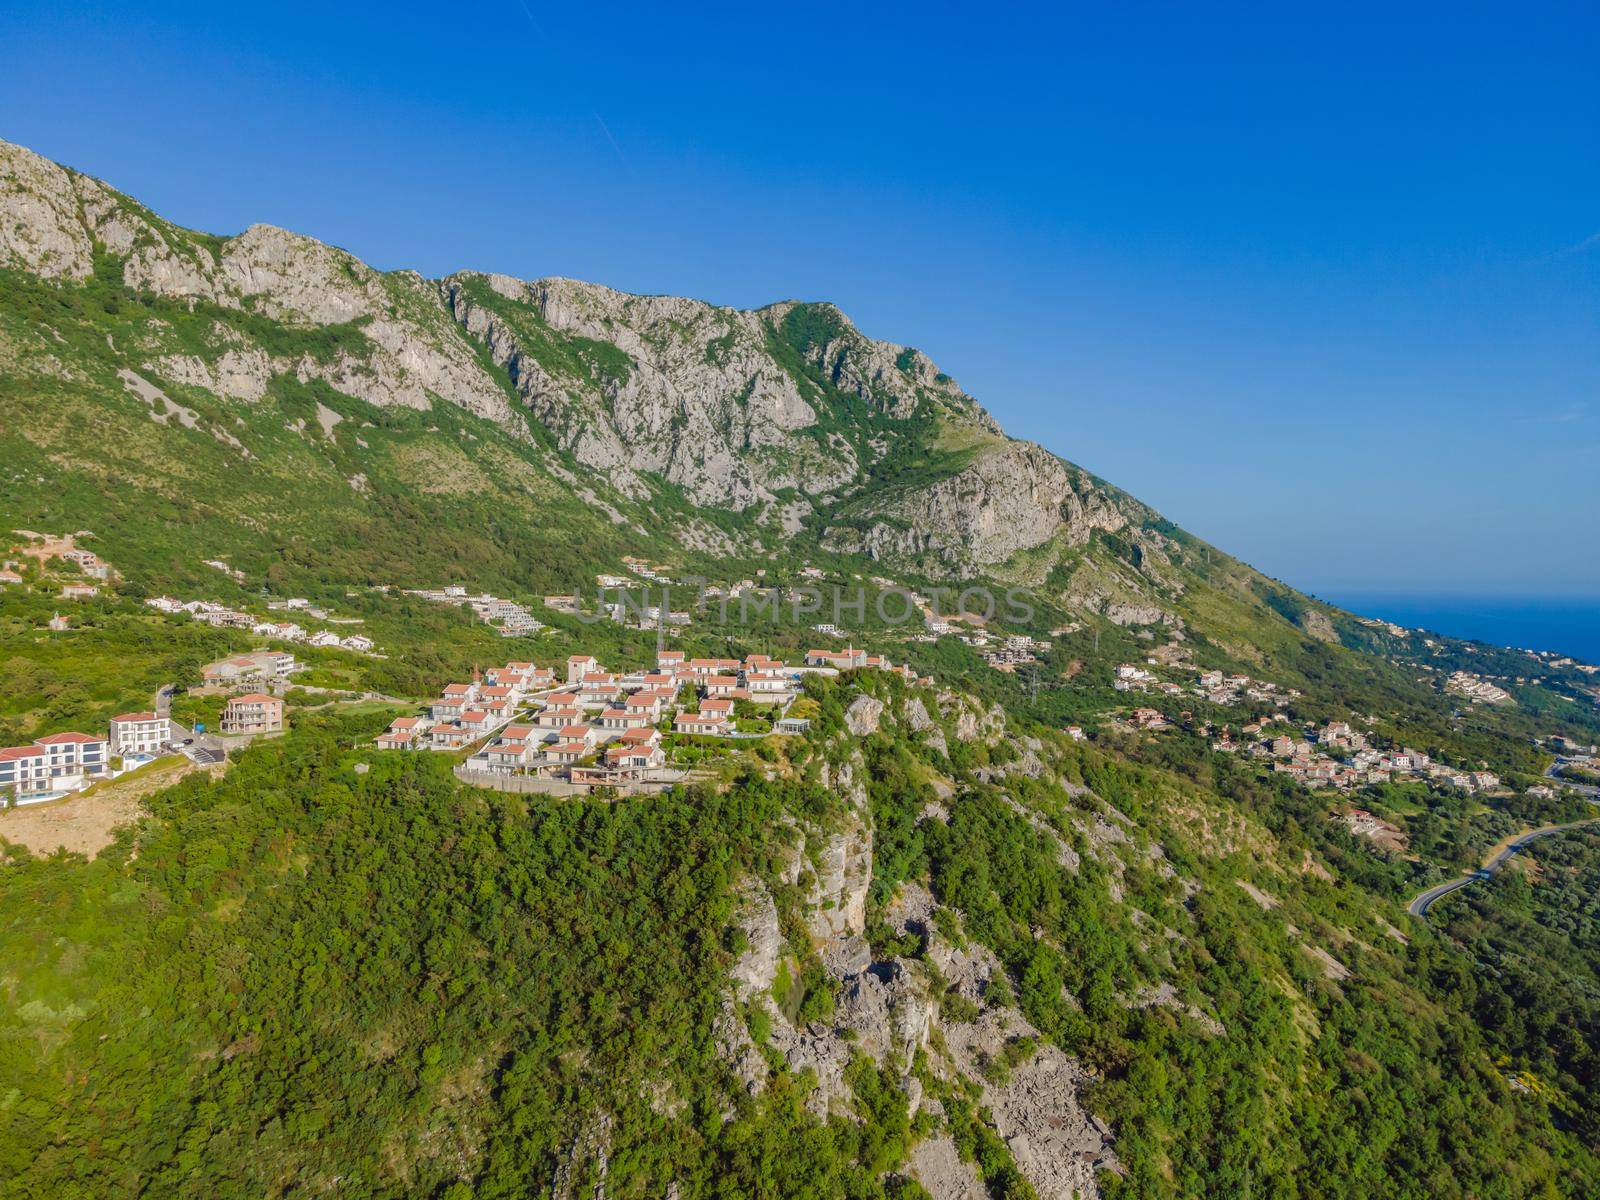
544, 740, 588, 765
477, 686, 517, 719
0, 731, 110, 804
674, 711, 729, 735
201, 651, 298, 685
61, 583, 99, 599
598, 707, 649, 731
221, 693, 284, 735
704, 675, 741, 697
605, 741, 666, 770
805, 647, 867, 670
109, 712, 172, 757
430, 724, 475, 750
431, 695, 467, 722
375, 717, 423, 750
533, 705, 583, 729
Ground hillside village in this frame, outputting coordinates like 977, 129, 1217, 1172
2, 531, 1582, 819
146, 595, 378, 653
373, 645, 928, 792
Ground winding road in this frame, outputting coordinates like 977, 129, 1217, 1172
1407, 816, 1600, 918
1546, 757, 1600, 798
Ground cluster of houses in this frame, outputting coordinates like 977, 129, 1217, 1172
375, 650, 798, 785
984, 636, 1050, 672
374, 644, 921, 789
405, 586, 545, 637
146, 596, 376, 653
1, 534, 116, 593
1213, 721, 1501, 793
1117, 663, 1296, 707
803, 646, 930, 686
0, 711, 176, 806
9, 533, 114, 580
619, 556, 675, 583
1446, 671, 1513, 705
1193, 668, 1294, 706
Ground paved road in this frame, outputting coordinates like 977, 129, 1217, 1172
153, 682, 221, 759
1408, 817, 1600, 918
1547, 758, 1600, 798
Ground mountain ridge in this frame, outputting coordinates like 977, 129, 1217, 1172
1, 134, 1146, 579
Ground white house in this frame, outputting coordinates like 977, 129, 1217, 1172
109, 712, 172, 757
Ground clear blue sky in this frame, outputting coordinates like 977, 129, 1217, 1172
5, 1, 1597, 597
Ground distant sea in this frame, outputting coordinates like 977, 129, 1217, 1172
1327, 594, 1600, 666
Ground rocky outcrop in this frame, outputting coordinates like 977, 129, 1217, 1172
844, 694, 884, 737
439, 274, 999, 513
730, 881, 783, 998
824, 441, 1138, 569
806, 812, 873, 943
2, 135, 1166, 584
908, 1135, 988, 1200
1, 139, 97, 279
903, 695, 949, 756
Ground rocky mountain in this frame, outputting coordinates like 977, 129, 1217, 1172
7, 135, 1600, 1200
0, 135, 1144, 579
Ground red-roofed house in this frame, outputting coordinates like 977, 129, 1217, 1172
222, 693, 283, 735
674, 711, 728, 735
109, 712, 171, 756
375, 717, 422, 750
0, 730, 109, 802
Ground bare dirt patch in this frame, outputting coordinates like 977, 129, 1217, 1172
0, 757, 211, 857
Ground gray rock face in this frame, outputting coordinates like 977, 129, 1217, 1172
1, 135, 1160, 576
940, 1003, 1114, 1200
823, 441, 1136, 568
908, 1135, 988, 1200
730, 881, 782, 998
806, 813, 873, 942
835, 962, 933, 1073
844, 694, 885, 737
440, 274, 1001, 513
0, 140, 97, 278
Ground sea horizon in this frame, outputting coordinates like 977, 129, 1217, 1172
1324, 591, 1600, 665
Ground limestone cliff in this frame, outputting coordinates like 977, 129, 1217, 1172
0, 134, 1159, 575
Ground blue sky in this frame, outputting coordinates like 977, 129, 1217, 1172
4, 1, 1597, 597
